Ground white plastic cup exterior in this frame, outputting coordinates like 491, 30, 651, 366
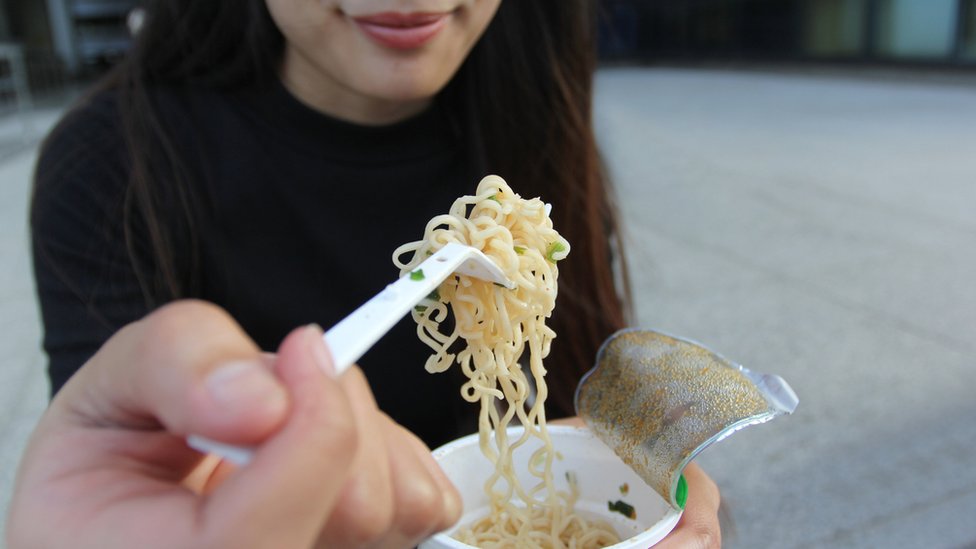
420, 426, 682, 549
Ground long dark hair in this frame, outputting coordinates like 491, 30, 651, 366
453, 2, 633, 416
75, 0, 631, 417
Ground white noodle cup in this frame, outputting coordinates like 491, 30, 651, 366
421, 425, 682, 549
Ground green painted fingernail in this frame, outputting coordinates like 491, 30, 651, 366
675, 474, 688, 510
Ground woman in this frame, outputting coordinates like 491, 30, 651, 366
32, 0, 621, 447
14, 0, 720, 546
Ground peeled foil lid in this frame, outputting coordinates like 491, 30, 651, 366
575, 329, 799, 509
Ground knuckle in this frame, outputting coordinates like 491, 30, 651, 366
336, 477, 395, 544
394, 479, 444, 538
306, 406, 360, 469
340, 366, 380, 406
700, 529, 722, 549
330, 414, 359, 453
702, 474, 720, 500
136, 300, 232, 359
149, 299, 227, 333
441, 483, 463, 527
691, 521, 722, 549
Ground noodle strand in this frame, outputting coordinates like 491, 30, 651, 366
395, 176, 620, 549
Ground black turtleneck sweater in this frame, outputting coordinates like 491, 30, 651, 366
31, 81, 481, 448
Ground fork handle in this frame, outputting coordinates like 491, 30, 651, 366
187, 243, 476, 465
323, 242, 474, 374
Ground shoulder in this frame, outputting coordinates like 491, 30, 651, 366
30, 94, 127, 265
37, 84, 211, 163
35, 89, 127, 190
34, 84, 209, 197
31, 92, 132, 240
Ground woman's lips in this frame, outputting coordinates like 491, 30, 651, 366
353, 12, 449, 50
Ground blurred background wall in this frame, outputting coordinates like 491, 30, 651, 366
1, 0, 974, 90
598, 0, 976, 66
0, 0, 973, 112
0, 0, 138, 114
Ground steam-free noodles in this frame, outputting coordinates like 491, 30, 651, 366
393, 175, 620, 549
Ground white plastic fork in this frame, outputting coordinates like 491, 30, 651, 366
187, 242, 514, 465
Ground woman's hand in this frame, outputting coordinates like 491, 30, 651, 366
656, 461, 721, 549
550, 416, 721, 548
6, 300, 461, 549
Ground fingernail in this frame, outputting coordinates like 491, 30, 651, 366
206, 360, 287, 410
305, 324, 336, 377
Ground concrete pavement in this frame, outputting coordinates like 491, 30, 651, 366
595, 67, 976, 548
1, 68, 975, 548
0, 105, 62, 545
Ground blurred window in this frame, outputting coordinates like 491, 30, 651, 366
875, 0, 957, 58
802, 0, 867, 56
961, 0, 976, 59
